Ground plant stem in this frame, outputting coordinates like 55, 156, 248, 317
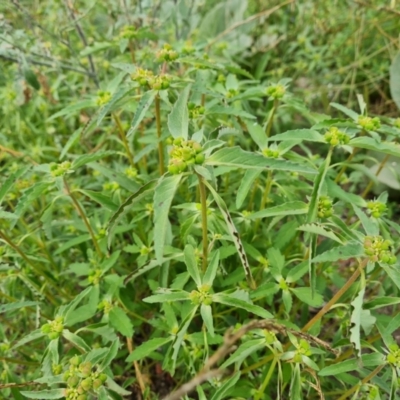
361, 153, 390, 198
255, 357, 277, 400
155, 94, 165, 176
265, 99, 278, 137
335, 150, 357, 183
63, 178, 103, 258
197, 173, 208, 272
254, 170, 273, 235
113, 112, 135, 168
126, 337, 147, 395
301, 258, 368, 332
337, 364, 384, 400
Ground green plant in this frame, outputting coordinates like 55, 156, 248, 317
1, 1, 400, 400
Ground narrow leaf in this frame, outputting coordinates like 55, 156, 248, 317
127, 90, 156, 138
109, 306, 134, 337
184, 244, 201, 287
153, 174, 182, 263
312, 241, 364, 263
20, 389, 65, 399
168, 85, 191, 139
249, 201, 308, 219
236, 169, 262, 209
200, 304, 214, 336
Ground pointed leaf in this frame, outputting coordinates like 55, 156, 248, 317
20, 389, 65, 399
99, 338, 120, 370
212, 293, 272, 319
168, 85, 191, 139
249, 201, 308, 219
127, 90, 156, 138
203, 250, 220, 287
184, 244, 202, 286
312, 241, 364, 263
200, 304, 214, 336
206, 147, 316, 174
143, 291, 191, 303
390, 52, 400, 110
106, 180, 157, 249
109, 306, 134, 337
268, 129, 324, 142
154, 174, 182, 263
236, 169, 262, 209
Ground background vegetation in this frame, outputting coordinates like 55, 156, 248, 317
1, 0, 400, 399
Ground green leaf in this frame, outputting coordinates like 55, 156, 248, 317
390, 52, 400, 110
72, 151, 115, 169
20, 389, 65, 399
109, 306, 134, 337
210, 372, 241, 400
318, 353, 385, 376
212, 293, 272, 319
207, 106, 256, 119
352, 204, 379, 236
290, 287, 324, 307
168, 85, 191, 139
66, 285, 99, 326
78, 190, 118, 212
268, 129, 324, 142
236, 169, 262, 209
0, 167, 30, 205
330, 102, 359, 121
54, 234, 90, 255
13, 329, 44, 349
381, 264, 400, 291
63, 286, 93, 325
326, 179, 365, 208
59, 128, 82, 160
249, 201, 308, 219
297, 223, 343, 244
127, 90, 156, 138
0, 301, 38, 314
23, 68, 40, 90
97, 86, 133, 126
350, 287, 373, 357
62, 330, 91, 352
221, 339, 265, 368
183, 245, 201, 286
206, 147, 316, 174
350, 137, 400, 158
107, 180, 156, 249
204, 181, 255, 288
246, 122, 268, 150
203, 250, 220, 287
307, 148, 332, 223
312, 241, 364, 263
154, 174, 182, 263
143, 290, 191, 303
200, 304, 214, 336
364, 297, 400, 310
99, 338, 120, 371
48, 100, 96, 120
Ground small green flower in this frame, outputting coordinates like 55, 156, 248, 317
358, 116, 380, 131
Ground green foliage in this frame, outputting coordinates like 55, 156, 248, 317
1, 1, 400, 399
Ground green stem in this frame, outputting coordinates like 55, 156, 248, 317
155, 94, 165, 176
301, 258, 368, 332
361, 153, 390, 198
197, 173, 208, 272
64, 178, 103, 258
113, 113, 135, 168
255, 357, 277, 400
254, 170, 273, 235
265, 99, 278, 138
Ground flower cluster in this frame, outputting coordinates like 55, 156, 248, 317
358, 116, 380, 131
317, 196, 333, 219
41, 316, 64, 340
119, 26, 137, 40
131, 68, 172, 90
262, 147, 280, 158
364, 235, 396, 265
188, 102, 205, 119
366, 200, 387, 218
189, 284, 212, 305
50, 161, 72, 177
324, 127, 350, 146
156, 44, 179, 62
96, 91, 111, 106
265, 84, 286, 99
167, 138, 205, 175
63, 356, 107, 400
292, 339, 312, 363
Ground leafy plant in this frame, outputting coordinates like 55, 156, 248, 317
1, 1, 400, 399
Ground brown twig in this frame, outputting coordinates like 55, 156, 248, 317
127, 337, 147, 395
163, 319, 337, 400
